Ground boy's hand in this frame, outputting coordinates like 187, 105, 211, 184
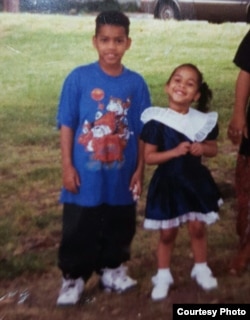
129, 170, 143, 201
62, 165, 80, 194
227, 117, 246, 145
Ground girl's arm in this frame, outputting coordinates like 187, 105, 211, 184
144, 141, 191, 165
190, 140, 218, 158
60, 125, 80, 193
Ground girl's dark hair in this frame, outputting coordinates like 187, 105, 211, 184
167, 63, 213, 112
95, 10, 130, 36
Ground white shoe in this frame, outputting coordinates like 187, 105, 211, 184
151, 272, 174, 301
56, 277, 84, 306
101, 265, 137, 293
191, 264, 218, 291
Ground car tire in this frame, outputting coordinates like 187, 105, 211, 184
157, 2, 179, 20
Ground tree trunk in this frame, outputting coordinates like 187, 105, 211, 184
3, 0, 20, 12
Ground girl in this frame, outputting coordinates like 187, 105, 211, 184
140, 63, 222, 301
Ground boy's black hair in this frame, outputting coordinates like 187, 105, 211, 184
95, 10, 130, 36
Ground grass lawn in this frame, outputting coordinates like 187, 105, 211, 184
0, 12, 249, 319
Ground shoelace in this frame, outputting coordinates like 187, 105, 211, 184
61, 280, 76, 293
112, 266, 128, 281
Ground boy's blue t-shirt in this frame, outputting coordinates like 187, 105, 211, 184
57, 62, 151, 206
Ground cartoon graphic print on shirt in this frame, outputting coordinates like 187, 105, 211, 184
78, 88, 132, 164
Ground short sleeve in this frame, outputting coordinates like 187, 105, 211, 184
140, 120, 163, 145
206, 123, 219, 140
129, 74, 151, 136
57, 69, 80, 130
233, 30, 250, 73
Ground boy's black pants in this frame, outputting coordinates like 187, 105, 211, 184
58, 203, 136, 281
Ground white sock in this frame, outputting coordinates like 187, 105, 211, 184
157, 268, 171, 278
194, 262, 208, 270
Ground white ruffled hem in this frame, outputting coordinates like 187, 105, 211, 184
144, 211, 220, 230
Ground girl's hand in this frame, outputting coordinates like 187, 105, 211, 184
189, 142, 203, 156
62, 165, 80, 194
190, 140, 217, 157
174, 141, 191, 157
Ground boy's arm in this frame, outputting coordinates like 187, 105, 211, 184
60, 125, 80, 193
228, 70, 250, 144
129, 139, 145, 199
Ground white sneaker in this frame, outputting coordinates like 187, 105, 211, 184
191, 264, 218, 291
151, 272, 174, 301
56, 277, 84, 306
101, 265, 137, 293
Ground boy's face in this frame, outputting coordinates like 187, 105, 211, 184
93, 25, 131, 74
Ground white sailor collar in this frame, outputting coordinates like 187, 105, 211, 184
141, 106, 218, 142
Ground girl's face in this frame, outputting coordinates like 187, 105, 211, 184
165, 66, 201, 113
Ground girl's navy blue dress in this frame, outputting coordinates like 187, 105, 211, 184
140, 107, 222, 230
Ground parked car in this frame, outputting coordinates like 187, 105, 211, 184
19, 0, 136, 14
140, 0, 250, 22
20, 0, 71, 13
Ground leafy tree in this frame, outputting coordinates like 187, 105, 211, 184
3, 0, 20, 12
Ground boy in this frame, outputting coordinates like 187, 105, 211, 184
56, 11, 151, 305
227, 30, 250, 274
